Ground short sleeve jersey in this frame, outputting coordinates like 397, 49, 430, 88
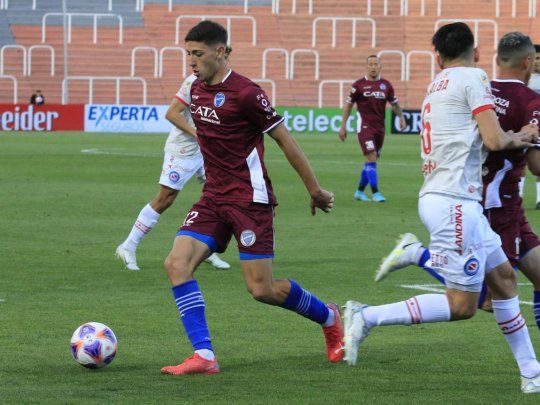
165, 74, 200, 157
419, 67, 495, 201
346, 77, 397, 133
483, 79, 540, 209
189, 70, 284, 205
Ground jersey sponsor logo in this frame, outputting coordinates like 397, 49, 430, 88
190, 104, 220, 124
453, 204, 464, 255
493, 96, 509, 116
380, 83, 386, 90
363, 91, 386, 99
214, 92, 226, 108
463, 258, 480, 276
240, 230, 256, 247
168, 171, 180, 183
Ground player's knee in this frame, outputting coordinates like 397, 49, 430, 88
164, 255, 191, 281
247, 285, 274, 304
450, 302, 477, 320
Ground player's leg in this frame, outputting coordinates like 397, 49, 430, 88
240, 258, 343, 362
229, 202, 343, 362
516, 217, 540, 331
355, 132, 378, 202
116, 153, 199, 270
116, 185, 178, 270
484, 253, 540, 390
161, 198, 231, 375
369, 131, 385, 202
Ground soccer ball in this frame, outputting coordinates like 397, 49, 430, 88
70, 322, 118, 369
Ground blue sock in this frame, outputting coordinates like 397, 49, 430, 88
172, 280, 213, 352
417, 249, 446, 285
358, 165, 369, 191
281, 279, 330, 325
365, 162, 378, 193
534, 291, 540, 331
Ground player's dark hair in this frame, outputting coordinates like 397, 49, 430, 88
185, 20, 228, 46
366, 54, 379, 61
535, 44, 540, 53
497, 32, 534, 67
432, 22, 474, 61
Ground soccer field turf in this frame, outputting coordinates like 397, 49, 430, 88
1, 131, 540, 403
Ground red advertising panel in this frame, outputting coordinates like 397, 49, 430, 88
0, 104, 84, 131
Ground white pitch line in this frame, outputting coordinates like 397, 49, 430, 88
80, 148, 416, 167
399, 284, 533, 306
0, 299, 5, 303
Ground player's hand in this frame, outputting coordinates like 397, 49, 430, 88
399, 116, 407, 131
338, 128, 347, 142
518, 123, 539, 143
310, 189, 334, 216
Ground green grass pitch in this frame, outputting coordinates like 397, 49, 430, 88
1, 131, 539, 403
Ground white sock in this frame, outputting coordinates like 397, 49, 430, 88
195, 349, 215, 361
536, 182, 540, 203
122, 203, 160, 251
518, 177, 525, 198
363, 294, 450, 328
322, 306, 335, 327
492, 297, 540, 378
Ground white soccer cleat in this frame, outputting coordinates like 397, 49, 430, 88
521, 373, 540, 394
115, 244, 140, 271
205, 253, 231, 270
374, 233, 421, 282
343, 300, 370, 366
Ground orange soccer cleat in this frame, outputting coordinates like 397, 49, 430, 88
161, 353, 220, 376
323, 303, 344, 363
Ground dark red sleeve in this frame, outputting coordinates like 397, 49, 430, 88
346, 83, 359, 104
387, 82, 397, 104
239, 84, 284, 133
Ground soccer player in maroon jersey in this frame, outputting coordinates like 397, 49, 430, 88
480, 32, 540, 328
338, 55, 406, 202
159, 21, 343, 376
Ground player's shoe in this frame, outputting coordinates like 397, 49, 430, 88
521, 372, 540, 393
372, 192, 386, 202
161, 353, 220, 376
343, 300, 370, 366
115, 244, 140, 271
354, 190, 371, 202
374, 233, 421, 282
322, 303, 344, 363
536, 201, 540, 210
205, 253, 231, 270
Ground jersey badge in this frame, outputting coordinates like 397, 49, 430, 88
380, 83, 386, 90
463, 258, 480, 276
214, 92, 226, 108
169, 171, 180, 183
240, 230, 256, 247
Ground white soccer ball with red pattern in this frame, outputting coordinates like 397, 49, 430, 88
70, 322, 118, 369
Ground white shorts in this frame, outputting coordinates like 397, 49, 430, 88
419, 194, 502, 292
159, 153, 205, 191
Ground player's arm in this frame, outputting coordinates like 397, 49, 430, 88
338, 102, 353, 141
165, 98, 197, 137
475, 109, 535, 151
268, 123, 334, 215
391, 102, 407, 131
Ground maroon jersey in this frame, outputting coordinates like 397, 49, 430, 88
346, 77, 397, 133
482, 79, 540, 209
189, 70, 284, 205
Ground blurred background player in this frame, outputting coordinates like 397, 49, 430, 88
344, 23, 540, 394
160, 21, 343, 376
376, 32, 540, 332
30, 89, 44, 105
116, 72, 230, 271
338, 55, 406, 202
528, 44, 540, 209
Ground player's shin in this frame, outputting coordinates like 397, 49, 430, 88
534, 291, 540, 331
172, 280, 214, 360
362, 294, 451, 327
281, 279, 331, 324
123, 203, 160, 251
492, 296, 540, 378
